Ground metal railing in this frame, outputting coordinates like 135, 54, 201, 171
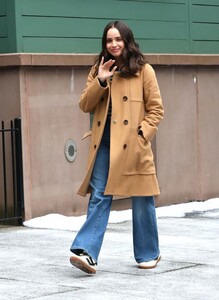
0, 118, 24, 225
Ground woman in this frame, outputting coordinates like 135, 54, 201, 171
70, 20, 164, 274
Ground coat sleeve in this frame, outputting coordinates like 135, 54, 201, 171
79, 66, 109, 113
139, 64, 164, 142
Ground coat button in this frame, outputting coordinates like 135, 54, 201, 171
123, 144, 127, 149
123, 96, 128, 101
97, 121, 101, 126
112, 120, 117, 124
100, 97, 104, 102
94, 144, 97, 149
123, 119, 128, 125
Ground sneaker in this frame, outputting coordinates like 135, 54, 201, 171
70, 252, 97, 274
138, 255, 161, 269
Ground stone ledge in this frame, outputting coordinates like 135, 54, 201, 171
0, 53, 219, 67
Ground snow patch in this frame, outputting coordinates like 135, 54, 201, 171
23, 198, 219, 231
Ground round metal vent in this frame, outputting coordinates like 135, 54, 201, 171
64, 139, 77, 162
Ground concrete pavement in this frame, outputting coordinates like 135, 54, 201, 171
0, 209, 218, 300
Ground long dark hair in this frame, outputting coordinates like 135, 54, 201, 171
95, 20, 146, 77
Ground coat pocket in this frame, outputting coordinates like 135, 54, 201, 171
82, 130, 92, 140
122, 130, 155, 175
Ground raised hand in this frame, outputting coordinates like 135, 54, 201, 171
98, 57, 117, 82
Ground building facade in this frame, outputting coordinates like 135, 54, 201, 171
0, 0, 219, 220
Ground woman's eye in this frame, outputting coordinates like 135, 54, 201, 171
106, 38, 122, 43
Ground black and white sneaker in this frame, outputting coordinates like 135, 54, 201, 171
70, 252, 97, 274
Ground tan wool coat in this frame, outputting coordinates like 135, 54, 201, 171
77, 63, 164, 197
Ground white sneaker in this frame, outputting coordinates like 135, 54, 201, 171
138, 255, 161, 269
70, 253, 97, 274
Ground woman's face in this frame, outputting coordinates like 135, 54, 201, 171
106, 27, 125, 62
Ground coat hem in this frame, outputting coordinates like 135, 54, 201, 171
104, 191, 160, 197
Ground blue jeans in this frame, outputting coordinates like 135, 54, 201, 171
70, 117, 160, 263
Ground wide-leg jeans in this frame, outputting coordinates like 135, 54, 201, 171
70, 117, 160, 263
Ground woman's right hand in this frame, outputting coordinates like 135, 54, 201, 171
97, 57, 117, 82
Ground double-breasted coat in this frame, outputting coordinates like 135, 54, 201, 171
77, 63, 164, 197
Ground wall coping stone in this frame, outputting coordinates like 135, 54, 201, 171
0, 53, 219, 67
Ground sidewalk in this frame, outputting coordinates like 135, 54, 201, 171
0, 209, 218, 300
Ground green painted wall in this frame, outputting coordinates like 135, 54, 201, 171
0, 0, 218, 54
0, 0, 6, 52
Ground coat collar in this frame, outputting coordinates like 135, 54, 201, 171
115, 70, 140, 77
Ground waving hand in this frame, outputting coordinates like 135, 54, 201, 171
98, 57, 117, 83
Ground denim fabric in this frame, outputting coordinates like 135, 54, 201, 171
132, 196, 160, 263
70, 117, 160, 263
70, 118, 112, 262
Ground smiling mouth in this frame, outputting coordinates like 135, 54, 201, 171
112, 49, 120, 53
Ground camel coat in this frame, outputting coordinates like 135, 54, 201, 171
77, 63, 164, 197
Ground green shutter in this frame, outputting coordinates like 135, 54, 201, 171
189, 0, 219, 53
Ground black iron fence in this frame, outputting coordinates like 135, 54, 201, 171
0, 118, 24, 225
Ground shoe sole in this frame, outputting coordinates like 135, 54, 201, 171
70, 256, 96, 274
138, 255, 161, 269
